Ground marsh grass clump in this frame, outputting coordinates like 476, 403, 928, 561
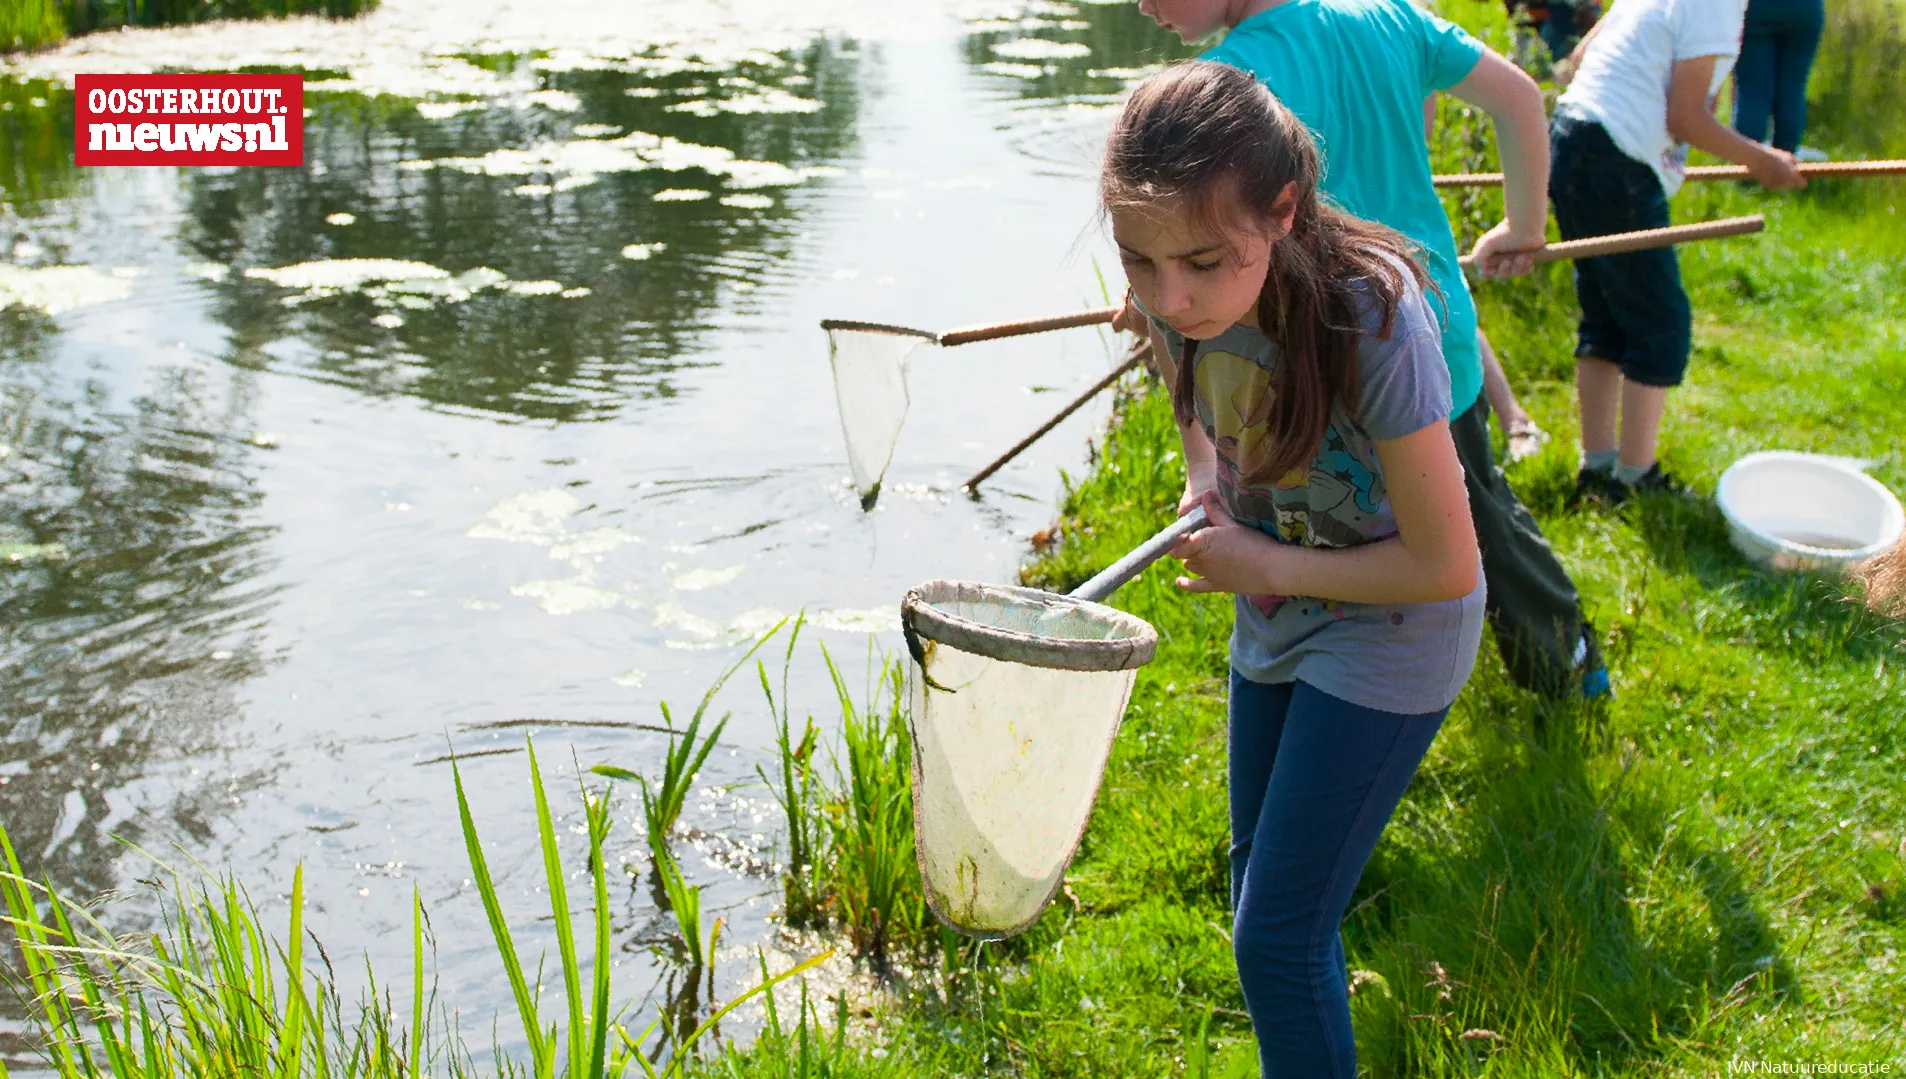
756, 616, 825, 925
758, 634, 932, 971
595, 622, 785, 904
0, 722, 832, 1078
818, 649, 927, 969
0, 828, 447, 1077
450, 733, 830, 1077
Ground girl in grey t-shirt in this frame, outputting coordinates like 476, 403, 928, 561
1103, 61, 1484, 1078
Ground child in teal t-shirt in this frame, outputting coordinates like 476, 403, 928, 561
1128, 0, 1612, 699
1199, 0, 1506, 413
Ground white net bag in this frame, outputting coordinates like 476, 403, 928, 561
901, 580, 1158, 938
822, 321, 937, 510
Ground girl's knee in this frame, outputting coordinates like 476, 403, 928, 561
1231, 908, 1323, 993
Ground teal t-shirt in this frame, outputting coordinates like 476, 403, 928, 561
1204, 0, 1486, 417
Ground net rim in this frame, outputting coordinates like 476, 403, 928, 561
820, 318, 939, 341
901, 579, 1158, 672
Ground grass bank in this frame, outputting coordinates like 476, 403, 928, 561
2, 0, 377, 54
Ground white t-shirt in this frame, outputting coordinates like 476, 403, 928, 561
1556, 0, 1746, 195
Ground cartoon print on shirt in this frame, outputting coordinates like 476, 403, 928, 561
1190, 348, 1393, 619
1193, 347, 1280, 481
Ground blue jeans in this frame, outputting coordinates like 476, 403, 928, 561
1228, 673, 1446, 1078
1733, 0, 1825, 151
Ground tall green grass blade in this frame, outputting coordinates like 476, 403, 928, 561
451, 751, 550, 1075
585, 776, 615, 1079
278, 863, 308, 1079
527, 739, 586, 1079
831, 992, 847, 1058
650, 841, 708, 969
798, 978, 811, 1079
756, 618, 821, 924
410, 887, 425, 1079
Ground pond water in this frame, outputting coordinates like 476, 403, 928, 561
0, 0, 1193, 1046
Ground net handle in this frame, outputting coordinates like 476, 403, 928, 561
963, 341, 1148, 492
1435, 159, 1906, 187
1457, 215, 1763, 272
1069, 504, 1209, 603
821, 307, 1120, 348
937, 306, 1120, 347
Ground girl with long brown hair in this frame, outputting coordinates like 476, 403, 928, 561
1106, 61, 1483, 1076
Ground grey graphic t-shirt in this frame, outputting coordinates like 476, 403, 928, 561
1143, 275, 1484, 714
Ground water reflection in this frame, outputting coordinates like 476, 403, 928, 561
0, 78, 81, 210
176, 39, 865, 422
959, 4, 1195, 178
0, 311, 279, 901
962, 0, 1195, 101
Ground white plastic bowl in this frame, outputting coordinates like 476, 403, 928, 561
1716, 451, 1904, 573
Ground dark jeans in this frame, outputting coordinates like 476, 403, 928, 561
1733, 0, 1825, 151
1228, 674, 1446, 1079
1452, 395, 1600, 694
1550, 113, 1693, 388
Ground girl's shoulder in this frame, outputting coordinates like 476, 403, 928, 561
1344, 249, 1435, 338
1343, 255, 1450, 441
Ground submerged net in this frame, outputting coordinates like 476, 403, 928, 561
901, 580, 1158, 938
823, 321, 937, 510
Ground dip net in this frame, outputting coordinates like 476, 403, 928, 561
901, 580, 1157, 938
822, 320, 937, 510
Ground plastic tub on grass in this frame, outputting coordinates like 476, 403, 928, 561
1716, 451, 1904, 573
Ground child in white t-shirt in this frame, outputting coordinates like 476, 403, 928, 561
1549, 0, 1804, 504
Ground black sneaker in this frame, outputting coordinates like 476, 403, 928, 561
1567, 467, 1623, 509
1613, 463, 1686, 503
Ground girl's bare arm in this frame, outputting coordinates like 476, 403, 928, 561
1173, 421, 1480, 604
